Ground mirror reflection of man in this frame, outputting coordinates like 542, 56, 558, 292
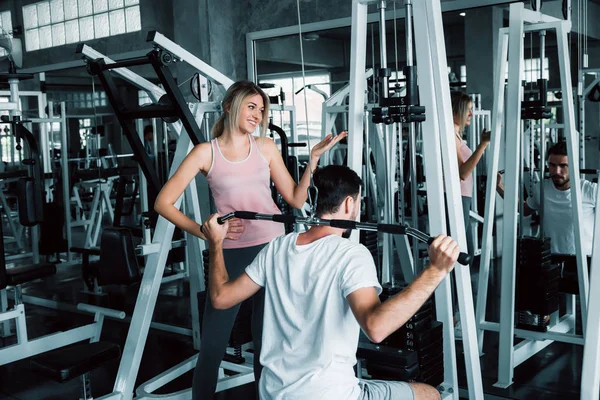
497, 141, 598, 256
144, 125, 155, 162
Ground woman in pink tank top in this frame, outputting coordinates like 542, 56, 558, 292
154, 81, 345, 399
451, 91, 491, 257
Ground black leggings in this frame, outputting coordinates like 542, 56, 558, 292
192, 243, 266, 399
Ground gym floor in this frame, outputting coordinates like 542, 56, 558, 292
0, 244, 584, 399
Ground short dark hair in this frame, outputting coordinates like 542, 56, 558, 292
313, 165, 362, 217
548, 141, 567, 157
143, 125, 153, 137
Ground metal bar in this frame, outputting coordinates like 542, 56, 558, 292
496, 2, 525, 389
0, 323, 98, 366
556, 22, 589, 331
148, 51, 203, 146
347, 0, 369, 244
110, 134, 192, 398
580, 173, 600, 399
148, 31, 234, 89
378, 1, 389, 100
79, 45, 164, 102
419, 1, 482, 397
88, 58, 162, 199
480, 318, 582, 346
412, 0, 460, 396
539, 30, 546, 236
100, 57, 151, 70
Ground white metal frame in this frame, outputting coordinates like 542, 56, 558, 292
580, 170, 600, 398
467, 94, 491, 256
348, 1, 482, 398
578, 67, 600, 171
476, 2, 587, 388
0, 299, 125, 365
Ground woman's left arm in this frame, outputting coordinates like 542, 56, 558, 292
267, 132, 348, 209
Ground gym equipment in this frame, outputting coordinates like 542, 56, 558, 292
378, 283, 445, 387
31, 341, 121, 400
349, 1, 482, 397
515, 237, 560, 332
72, 228, 142, 293
78, 34, 244, 399
477, 3, 587, 388
357, 341, 420, 381
217, 211, 472, 266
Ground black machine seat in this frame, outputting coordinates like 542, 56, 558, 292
96, 228, 140, 286
73, 228, 141, 287
30, 341, 120, 383
5, 263, 56, 287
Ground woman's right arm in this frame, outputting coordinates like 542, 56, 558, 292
154, 143, 211, 239
457, 130, 490, 180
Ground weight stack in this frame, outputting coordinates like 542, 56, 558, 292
516, 237, 560, 332
367, 283, 444, 387
357, 342, 420, 382
360, 230, 379, 270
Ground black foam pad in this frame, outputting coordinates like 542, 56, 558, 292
30, 341, 120, 383
6, 263, 56, 286
96, 228, 141, 286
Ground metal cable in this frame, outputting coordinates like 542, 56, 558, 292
295, 0, 318, 217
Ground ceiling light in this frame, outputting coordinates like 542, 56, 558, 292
303, 32, 320, 41
460, 12, 466, 17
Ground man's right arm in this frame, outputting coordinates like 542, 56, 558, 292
347, 235, 459, 344
497, 172, 534, 216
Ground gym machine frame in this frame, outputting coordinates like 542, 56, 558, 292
578, 71, 600, 397
578, 67, 600, 173
475, 2, 588, 389
348, 1, 483, 399
466, 94, 491, 257
81, 33, 258, 399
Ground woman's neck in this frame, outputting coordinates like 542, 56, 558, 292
219, 130, 248, 146
454, 124, 461, 137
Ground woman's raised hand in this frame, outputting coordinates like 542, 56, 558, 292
310, 131, 348, 160
481, 129, 491, 144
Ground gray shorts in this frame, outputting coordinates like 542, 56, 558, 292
358, 379, 415, 400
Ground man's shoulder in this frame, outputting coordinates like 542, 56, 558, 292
580, 180, 598, 201
326, 235, 371, 254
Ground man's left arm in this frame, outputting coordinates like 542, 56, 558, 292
203, 214, 262, 310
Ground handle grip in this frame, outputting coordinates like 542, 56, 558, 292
426, 237, 472, 266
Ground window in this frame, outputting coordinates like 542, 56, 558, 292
23, 0, 140, 52
505, 57, 549, 83
259, 73, 330, 157
49, 90, 107, 108
524, 57, 549, 83
0, 10, 13, 57
460, 65, 467, 83
79, 118, 92, 147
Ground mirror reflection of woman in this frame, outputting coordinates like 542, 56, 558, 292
451, 91, 490, 257
154, 80, 346, 399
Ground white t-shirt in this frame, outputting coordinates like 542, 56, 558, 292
526, 179, 598, 255
245, 232, 382, 400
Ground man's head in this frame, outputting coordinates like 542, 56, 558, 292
313, 165, 362, 228
547, 141, 570, 190
144, 125, 153, 141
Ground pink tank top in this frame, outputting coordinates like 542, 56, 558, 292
206, 135, 285, 249
459, 140, 473, 198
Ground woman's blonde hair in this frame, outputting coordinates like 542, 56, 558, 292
211, 81, 270, 138
451, 91, 472, 134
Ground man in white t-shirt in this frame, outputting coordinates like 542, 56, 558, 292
498, 141, 598, 255
202, 165, 458, 400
